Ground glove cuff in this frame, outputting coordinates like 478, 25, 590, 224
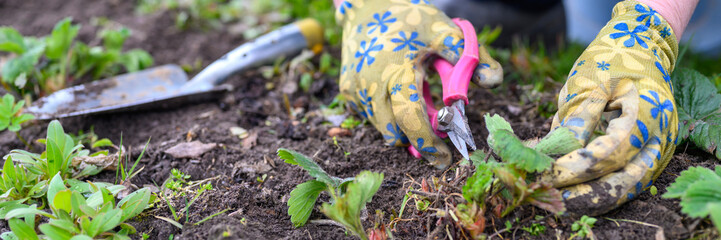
606, 0, 679, 72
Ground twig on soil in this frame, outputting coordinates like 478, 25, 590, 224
410, 190, 450, 199
310, 219, 346, 229
604, 218, 665, 239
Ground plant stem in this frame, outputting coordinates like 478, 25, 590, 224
15, 131, 33, 151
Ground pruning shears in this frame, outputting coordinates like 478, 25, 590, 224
409, 18, 479, 160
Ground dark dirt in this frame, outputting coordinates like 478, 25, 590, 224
1, 0, 720, 239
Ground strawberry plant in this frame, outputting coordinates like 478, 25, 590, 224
672, 68, 721, 159
663, 166, 721, 234
570, 215, 597, 240
1, 173, 152, 239
452, 114, 581, 238
278, 148, 384, 240
0, 18, 153, 99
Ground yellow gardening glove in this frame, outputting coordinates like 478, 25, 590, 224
336, 0, 503, 168
542, 0, 679, 215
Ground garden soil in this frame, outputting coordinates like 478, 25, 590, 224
0, 0, 717, 239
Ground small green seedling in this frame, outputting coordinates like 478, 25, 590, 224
570, 215, 597, 240
341, 116, 362, 129
0, 94, 35, 147
522, 222, 546, 236
663, 166, 721, 234
2, 173, 153, 239
156, 169, 224, 229
279, 148, 383, 240
0, 94, 34, 133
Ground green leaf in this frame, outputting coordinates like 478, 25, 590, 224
91, 138, 114, 148
86, 208, 122, 237
68, 235, 93, 240
491, 130, 553, 173
47, 172, 66, 208
679, 178, 721, 218
533, 127, 583, 156
45, 18, 79, 60
672, 68, 721, 159
8, 218, 38, 240
1, 42, 44, 84
100, 28, 130, 51
300, 73, 313, 92
277, 148, 340, 187
709, 203, 721, 235
120, 49, 153, 72
52, 189, 73, 213
0, 231, 19, 240
288, 180, 326, 227
526, 182, 566, 214
484, 113, 513, 146
0, 200, 30, 219
155, 215, 183, 229
663, 166, 721, 199
48, 219, 80, 235
462, 160, 496, 203
5, 205, 52, 220
39, 223, 73, 240
321, 171, 383, 239
0, 27, 26, 53
117, 188, 151, 222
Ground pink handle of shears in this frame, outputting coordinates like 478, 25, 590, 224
409, 18, 478, 159
436, 18, 479, 106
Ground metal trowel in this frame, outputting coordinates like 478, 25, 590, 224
25, 19, 324, 120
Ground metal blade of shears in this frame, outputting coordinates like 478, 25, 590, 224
450, 100, 477, 151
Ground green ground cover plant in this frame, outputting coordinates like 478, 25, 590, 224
278, 148, 384, 240
1, 173, 152, 239
0, 18, 153, 99
0, 120, 153, 239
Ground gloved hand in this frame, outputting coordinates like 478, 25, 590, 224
541, 0, 679, 215
335, 0, 503, 168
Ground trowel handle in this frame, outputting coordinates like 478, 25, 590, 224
180, 19, 324, 93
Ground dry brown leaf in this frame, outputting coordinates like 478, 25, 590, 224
164, 141, 217, 159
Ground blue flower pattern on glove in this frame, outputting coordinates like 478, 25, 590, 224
640, 90, 673, 131
416, 138, 437, 153
577, 60, 586, 66
355, 37, 384, 72
408, 84, 419, 102
358, 89, 374, 117
659, 27, 671, 38
630, 120, 661, 167
367, 11, 397, 34
339, 1, 353, 15
391, 84, 402, 95
349, 101, 367, 119
627, 180, 653, 200
443, 36, 465, 56
383, 123, 409, 145
655, 61, 672, 92
610, 23, 651, 48
597, 61, 610, 71
565, 93, 577, 102
392, 31, 426, 52
635, 4, 660, 26
411, 0, 430, 4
